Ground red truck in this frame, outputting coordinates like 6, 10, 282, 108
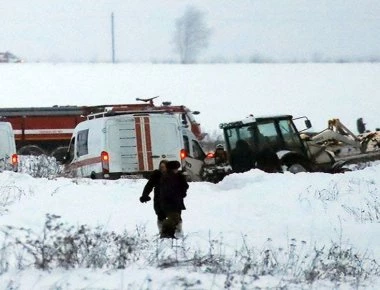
0, 97, 202, 162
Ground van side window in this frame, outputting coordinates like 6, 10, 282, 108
183, 135, 190, 154
192, 140, 205, 160
77, 129, 89, 157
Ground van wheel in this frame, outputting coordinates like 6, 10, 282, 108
109, 173, 121, 180
51, 146, 69, 163
90, 172, 97, 179
18, 145, 46, 156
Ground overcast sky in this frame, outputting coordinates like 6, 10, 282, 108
1, 0, 380, 62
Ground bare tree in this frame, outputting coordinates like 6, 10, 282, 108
173, 6, 211, 64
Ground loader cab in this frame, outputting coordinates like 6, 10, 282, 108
221, 115, 308, 165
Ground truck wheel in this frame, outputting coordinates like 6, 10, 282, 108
287, 163, 308, 174
50, 146, 69, 163
18, 145, 46, 156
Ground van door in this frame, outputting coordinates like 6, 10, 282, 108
106, 117, 139, 173
182, 134, 206, 181
106, 114, 182, 174
149, 115, 181, 169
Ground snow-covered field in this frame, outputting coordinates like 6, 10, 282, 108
1, 63, 379, 133
1, 63, 380, 289
1, 164, 380, 289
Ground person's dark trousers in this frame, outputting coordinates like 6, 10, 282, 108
161, 211, 181, 238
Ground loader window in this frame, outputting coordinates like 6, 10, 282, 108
225, 128, 238, 151
256, 122, 280, 150
278, 119, 303, 152
77, 129, 89, 157
226, 126, 257, 153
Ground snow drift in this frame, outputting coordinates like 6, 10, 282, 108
1, 165, 380, 288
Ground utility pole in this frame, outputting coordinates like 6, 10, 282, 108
111, 12, 115, 63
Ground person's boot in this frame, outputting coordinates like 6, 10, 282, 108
157, 220, 163, 235
160, 222, 176, 239
175, 221, 183, 238
160, 228, 176, 239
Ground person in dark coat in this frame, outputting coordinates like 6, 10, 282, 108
139, 160, 168, 233
230, 139, 256, 173
214, 144, 228, 165
160, 160, 189, 238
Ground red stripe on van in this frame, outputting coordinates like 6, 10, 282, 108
134, 117, 144, 171
69, 156, 101, 169
144, 116, 154, 171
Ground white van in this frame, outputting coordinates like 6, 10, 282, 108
65, 113, 206, 180
0, 122, 18, 172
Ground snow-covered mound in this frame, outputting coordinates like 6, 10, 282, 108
1, 166, 380, 289
17, 155, 63, 178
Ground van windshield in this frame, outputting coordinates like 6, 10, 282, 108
66, 138, 75, 163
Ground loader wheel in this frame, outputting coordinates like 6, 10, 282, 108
287, 163, 308, 174
335, 167, 352, 173
18, 145, 46, 156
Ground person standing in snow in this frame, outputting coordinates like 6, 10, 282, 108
139, 160, 168, 234
159, 160, 189, 238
